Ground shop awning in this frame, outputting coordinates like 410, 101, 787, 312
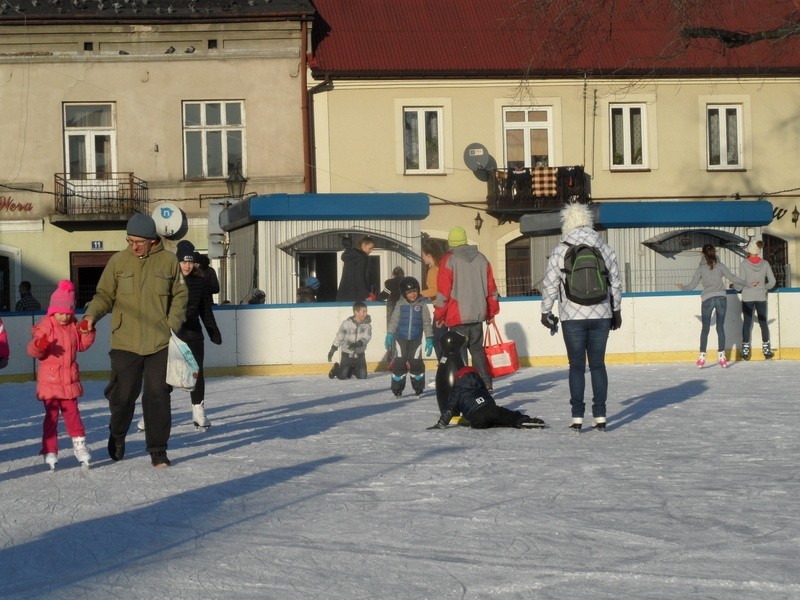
221, 193, 430, 231
642, 229, 746, 250
520, 200, 773, 235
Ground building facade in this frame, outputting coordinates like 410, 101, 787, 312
308, 0, 800, 295
0, 1, 314, 309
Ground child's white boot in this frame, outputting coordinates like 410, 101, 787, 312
44, 452, 58, 470
192, 403, 210, 429
72, 436, 91, 465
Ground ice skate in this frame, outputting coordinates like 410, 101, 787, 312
192, 403, 210, 430
72, 436, 91, 466
717, 351, 728, 368
136, 417, 145, 432
695, 352, 706, 368
570, 417, 583, 431
328, 362, 339, 379
44, 452, 58, 470
593, 417, 607, 431
762, 341, 774, 359
517, 415, 545, 429
741, 342, 751, 361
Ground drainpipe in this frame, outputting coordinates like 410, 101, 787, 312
305, 76, 333, 193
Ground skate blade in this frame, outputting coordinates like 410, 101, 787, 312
520, 422, 546, 429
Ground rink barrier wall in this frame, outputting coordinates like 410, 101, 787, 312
1, 288, 798, 382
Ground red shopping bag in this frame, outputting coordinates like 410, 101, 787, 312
483, 322, 520, 378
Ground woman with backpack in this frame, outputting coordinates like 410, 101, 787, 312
540, 203, 622, 431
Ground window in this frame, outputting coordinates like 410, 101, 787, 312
63, 103, 116, 180
183, 101, 245, 179
403, 107, 443, 173
610, 104, 647, 169
707, 104, 743, 169
503, 107, 553, 168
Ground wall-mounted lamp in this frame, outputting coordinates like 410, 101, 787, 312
793, 206, 799, 227
474, 212, 484, 234
225, 163, 248, 199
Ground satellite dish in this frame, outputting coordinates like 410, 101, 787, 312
463, 143, 496, 182
463, 143, 491, 172
151, 203, 188, 240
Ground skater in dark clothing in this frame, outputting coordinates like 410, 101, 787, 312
378, 267, 405, 323
176, 241, 222, 427
327, 301, 372, 379
336, 236, 376, 302
428, 367, 544, 429
385, 276, 433, 397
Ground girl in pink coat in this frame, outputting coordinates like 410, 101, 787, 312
26, 280, 96, 469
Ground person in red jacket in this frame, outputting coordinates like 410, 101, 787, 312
0, 316, 9, 370
27, 280, 96, 469
434, 226, 500, 390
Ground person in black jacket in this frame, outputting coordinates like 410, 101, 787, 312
138, 240, 222, 432
429, 367, 544, 429
335, 236, 376, 302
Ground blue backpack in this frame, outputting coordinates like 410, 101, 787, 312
561, 242, 609, 305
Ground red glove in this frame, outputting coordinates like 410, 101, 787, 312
34, 334, 49, 351
78, 319, 92, 332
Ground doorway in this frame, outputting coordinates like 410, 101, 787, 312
70, 251, 114, 308
296, 252, 338, 302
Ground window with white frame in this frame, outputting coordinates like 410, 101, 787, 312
183, 101, 245, 179
610, 103, 647, 169
63, 103, 116, 180
403, 107, 443, 173
707, 104, 743, 169
503, 107, 553, 168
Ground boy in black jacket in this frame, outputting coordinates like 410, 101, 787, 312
429, 367, 544, 429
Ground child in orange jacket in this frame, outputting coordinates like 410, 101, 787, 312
27, 280, 96, 469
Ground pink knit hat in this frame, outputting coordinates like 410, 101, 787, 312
47, 280, 76, 316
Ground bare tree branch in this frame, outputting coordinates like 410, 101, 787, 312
682, 21, 800, 48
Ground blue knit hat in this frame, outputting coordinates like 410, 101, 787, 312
305, 276, 320, 291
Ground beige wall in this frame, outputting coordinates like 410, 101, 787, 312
311, 77, 800, 288
0, 21, 308, 293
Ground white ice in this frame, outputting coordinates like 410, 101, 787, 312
1, 361, 799, 599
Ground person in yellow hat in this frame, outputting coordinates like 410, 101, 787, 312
433, 226, 500, 390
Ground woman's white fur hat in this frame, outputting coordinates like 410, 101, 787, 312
745, 239, 762, 256
560, 203, 594, 236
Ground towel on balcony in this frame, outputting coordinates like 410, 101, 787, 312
531, 167, 558, 197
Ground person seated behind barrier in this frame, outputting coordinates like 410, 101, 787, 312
297, 276, 320, 303
428, 367, 544, 429
327, 301, 372, 380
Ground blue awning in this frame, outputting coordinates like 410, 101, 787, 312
221, 193, 430, 230
520, 200, 773, 235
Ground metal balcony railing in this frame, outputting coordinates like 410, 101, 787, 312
54, 172, 149, 216
486, 166, 588, 220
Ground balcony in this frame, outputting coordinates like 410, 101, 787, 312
486, 166, 588, 223
51, 172, 149, 230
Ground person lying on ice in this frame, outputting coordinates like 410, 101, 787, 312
428, 366, 544, 429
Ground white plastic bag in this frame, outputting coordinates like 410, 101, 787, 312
166, 331, 199, 390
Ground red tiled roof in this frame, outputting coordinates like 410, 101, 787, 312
310, 0, 800, 78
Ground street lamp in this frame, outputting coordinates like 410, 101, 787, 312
792, 206, 799, 227
219, 164, 247, 304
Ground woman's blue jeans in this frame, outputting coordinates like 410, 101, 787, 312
561, 318, 611, 419
699, 296, 727, 352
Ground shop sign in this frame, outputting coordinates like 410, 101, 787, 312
0, 196, 34, 213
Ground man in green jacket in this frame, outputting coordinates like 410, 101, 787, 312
83, 214, 188, 467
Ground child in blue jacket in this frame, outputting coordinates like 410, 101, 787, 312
385, 277, 433, 396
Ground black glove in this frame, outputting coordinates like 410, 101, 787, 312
327, 345, 337, 362
541, 313, 559, 333
351, 340, 365, 351
209, 329, 222, 345
611, 311, 622, 331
